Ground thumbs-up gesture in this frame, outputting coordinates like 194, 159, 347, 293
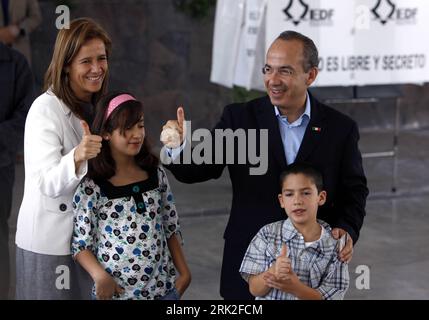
264, 244, 302, 295
74, 120, 103, 164
274, 244, 291, 280
160, 107, 186, 148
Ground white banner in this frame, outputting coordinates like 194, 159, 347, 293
210, 0, 246, 88
211, 0, 429, 88
233, 0, 267, 91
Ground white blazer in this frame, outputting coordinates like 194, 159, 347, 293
15, 91, 88, 255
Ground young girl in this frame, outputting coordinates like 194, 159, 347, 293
71, 92, 191, 300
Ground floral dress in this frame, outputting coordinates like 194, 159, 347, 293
71, 166, 181, 300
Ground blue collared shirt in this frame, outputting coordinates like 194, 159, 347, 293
274, 93, 311, 164
240, 219, 350, 300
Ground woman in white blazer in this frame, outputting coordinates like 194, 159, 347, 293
15, 18, 111, 299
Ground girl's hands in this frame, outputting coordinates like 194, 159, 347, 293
94, 271, 124, 300
175, 272, 191, 297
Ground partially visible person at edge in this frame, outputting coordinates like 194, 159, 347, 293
0, 42, 35, 299
0, 0, 42, 66
161, 30, 368, 299
15, 17, 111, 300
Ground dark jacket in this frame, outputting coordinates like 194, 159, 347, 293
0, 43, 34, 167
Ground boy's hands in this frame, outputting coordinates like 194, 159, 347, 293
332, 228, 353, 262
263, 243, 323, 299
274, 244, 291, 280
263, 268, 301, 295
266, 243, 301, 295
94, 271, 124, 300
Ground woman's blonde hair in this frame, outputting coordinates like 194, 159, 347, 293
44, 17, 112, 119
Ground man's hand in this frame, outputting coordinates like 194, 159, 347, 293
274, 244, 291, 280
74, 120, 102, 163
160, 107, 186, 148
332, 228, 353, 262
0, 26, 17, 45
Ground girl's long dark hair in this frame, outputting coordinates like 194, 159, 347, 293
88, 91, 159, 181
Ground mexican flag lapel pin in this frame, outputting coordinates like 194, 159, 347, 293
312, 126, 322, 132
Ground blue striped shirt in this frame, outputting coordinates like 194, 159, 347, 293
275, 93, 311, 164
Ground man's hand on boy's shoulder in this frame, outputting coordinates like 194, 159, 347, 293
332, 228, 353, 263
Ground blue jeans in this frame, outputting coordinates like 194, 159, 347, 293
160, 287, 181, 300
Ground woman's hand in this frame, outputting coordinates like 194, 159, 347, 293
74, 120, 102, 168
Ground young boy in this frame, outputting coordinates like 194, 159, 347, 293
239, 162, 349, 300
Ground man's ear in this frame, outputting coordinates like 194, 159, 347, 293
318, 190, 327, 206
306, 67, 318, 86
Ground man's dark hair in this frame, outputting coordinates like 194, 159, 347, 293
279, 162, 324, 193
276, 30, 319, 72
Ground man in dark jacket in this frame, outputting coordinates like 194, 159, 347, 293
161, 31, 368, 299
0, 43, 34, 299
